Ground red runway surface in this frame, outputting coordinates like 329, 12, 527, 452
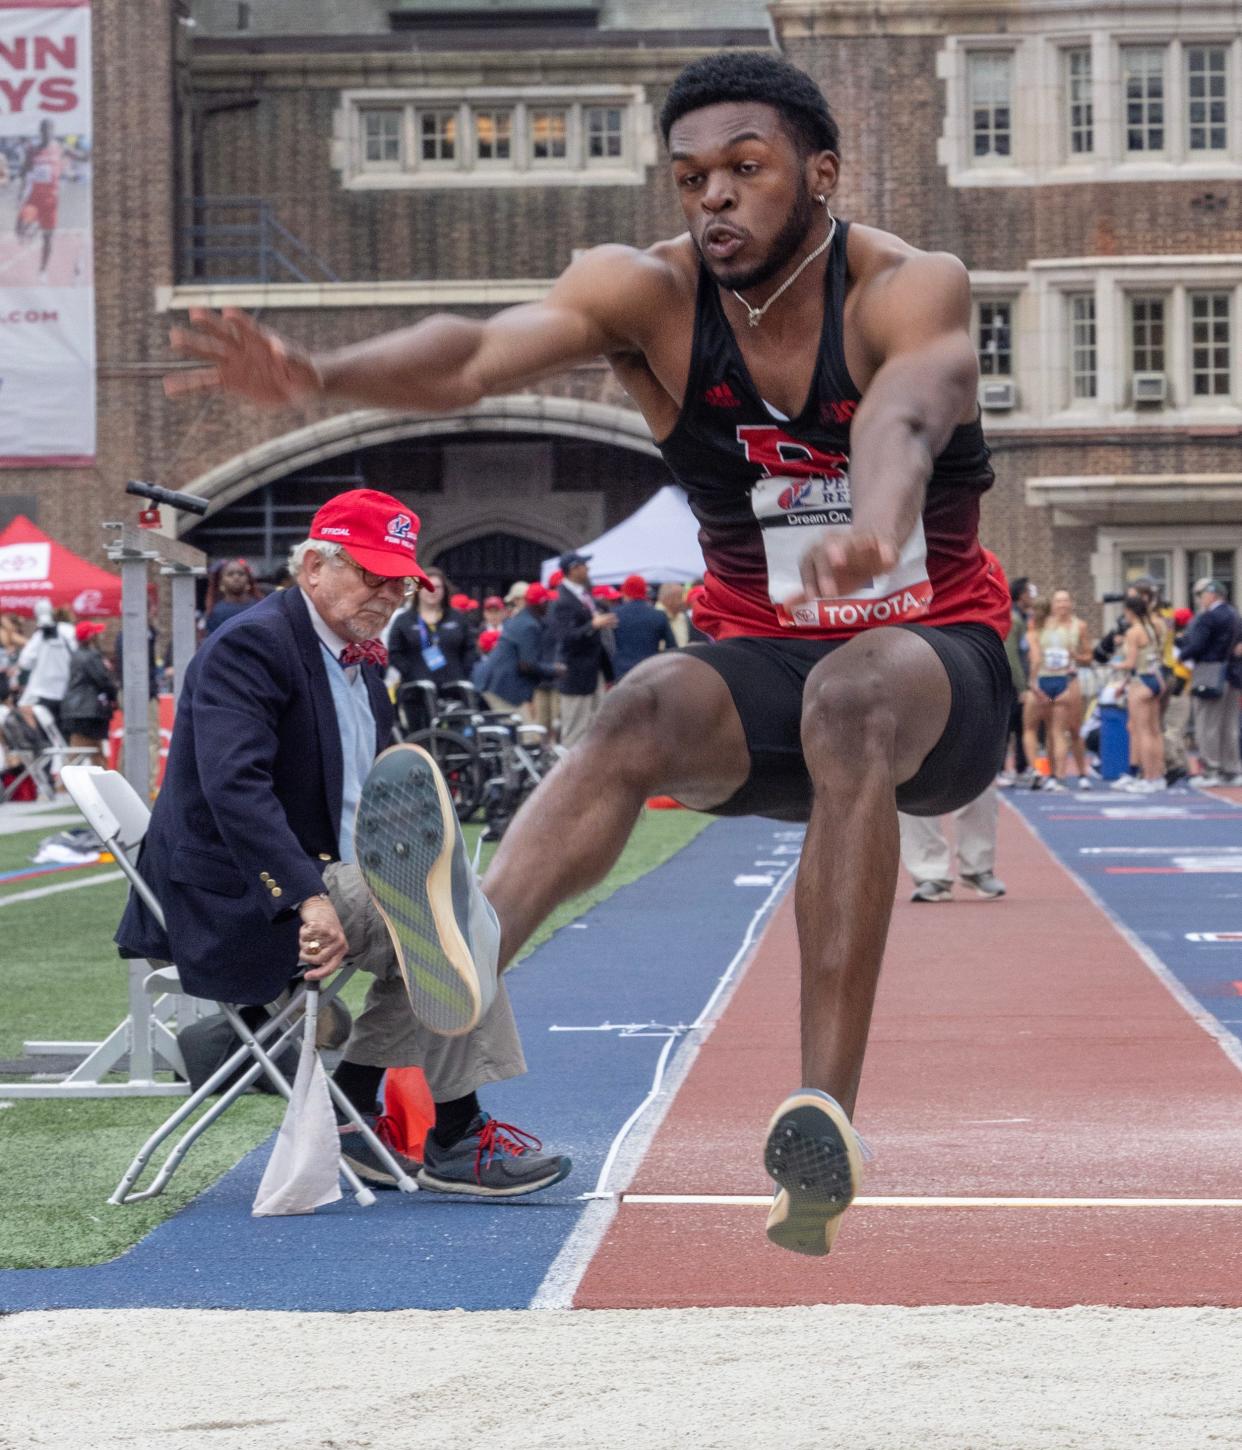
577, 806, 1242, 1309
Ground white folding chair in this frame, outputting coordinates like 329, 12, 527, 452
1, 706, 57, 802
30, 702, 99, 780
55, 764, 416, 1206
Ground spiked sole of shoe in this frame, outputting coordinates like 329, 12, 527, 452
764, 1092, 863, 1257
356, 744, 481, 1037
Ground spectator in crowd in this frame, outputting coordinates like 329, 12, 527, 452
482, 595, 507, 634
115, 488, 566, 1197
0, 611, 27, 676
1026, 588, 1093, 790
60, 620, 117, 750
999, 576, 1034, 783
472, 628, 501, 695
1112, 591, 1167, 793
655, 582, 691, 649
203, 558, 261, 636
486, 582, 562, 715
898, 783, 1005, 903
1162, 606, 1195, 778
613, 574, 677, 680
1179, 577, 1242, 785
16, 599, 76, 728
550, 551, 616, 747
504, 581, 528, 616
388, 564, 476, 690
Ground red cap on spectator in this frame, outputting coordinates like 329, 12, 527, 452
525, 582, 551, 606
548, 569, 564, 590
75, 620, 105, 644
450, 593, 471, 611
484, 595, 504, 611
1173, 607, 1193, 627
310, 489, 432, 585
621, 574, 647, 601
467, 598, 480, 611
478, 628, 502, 654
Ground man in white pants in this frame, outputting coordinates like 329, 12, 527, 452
898, 783, 1005, 902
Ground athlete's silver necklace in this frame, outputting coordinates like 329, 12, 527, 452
731, 206, 837, 329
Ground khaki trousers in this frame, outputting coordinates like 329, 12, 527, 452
1162, 690, 1192, 773
324, 862, 526, 1103
898, 784, 998, 883
558, 684, 604, 747
1192, 687, 1241, 776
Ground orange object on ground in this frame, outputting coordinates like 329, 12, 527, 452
645, 796, 685, 810
377, 1066, 435, 1159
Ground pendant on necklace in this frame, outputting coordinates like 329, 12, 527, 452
746, 310, 761, 328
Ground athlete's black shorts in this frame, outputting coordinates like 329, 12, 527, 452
682, 622, 1013, 821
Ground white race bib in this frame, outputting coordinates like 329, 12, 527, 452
751, 472, 932, 631
1042, 646, 1071, 672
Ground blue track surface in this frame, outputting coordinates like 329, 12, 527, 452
0, 816, 796, 1312
1006, 785, 1242, 1050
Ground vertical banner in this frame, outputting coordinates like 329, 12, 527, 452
0, 2, 93, 466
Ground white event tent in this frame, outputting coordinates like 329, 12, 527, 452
541, 485, 705, 585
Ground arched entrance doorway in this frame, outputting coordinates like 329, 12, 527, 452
178, 396, 673, 594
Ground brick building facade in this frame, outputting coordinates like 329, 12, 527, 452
5, 0, 1239, 614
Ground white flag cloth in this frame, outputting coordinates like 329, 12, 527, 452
252, 991, 342, 1217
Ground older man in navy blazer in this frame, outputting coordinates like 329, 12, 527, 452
116, 488, 568, 1198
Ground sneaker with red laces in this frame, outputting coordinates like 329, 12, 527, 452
417, 1114, 571, 1197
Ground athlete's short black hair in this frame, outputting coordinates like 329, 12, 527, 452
659, 51, 840, 159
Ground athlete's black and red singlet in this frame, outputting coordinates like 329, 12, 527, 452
655, 220, 1011, 643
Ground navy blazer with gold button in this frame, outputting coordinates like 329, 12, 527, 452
115, 586, 391, 1005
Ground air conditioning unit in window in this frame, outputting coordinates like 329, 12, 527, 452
1132, 372, 1168, 405
979, 380, 1017, 411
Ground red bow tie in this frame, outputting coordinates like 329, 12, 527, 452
340, 639, 388, 669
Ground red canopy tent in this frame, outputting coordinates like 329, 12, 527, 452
0, 515, 122, 618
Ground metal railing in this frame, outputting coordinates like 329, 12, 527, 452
179, 196, 339, 285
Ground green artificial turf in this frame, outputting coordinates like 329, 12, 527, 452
0, 807, 710, 1269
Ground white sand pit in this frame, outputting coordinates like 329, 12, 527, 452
2, 1303, 1239, 1449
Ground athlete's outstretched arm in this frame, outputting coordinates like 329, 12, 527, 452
165, 246, 655, 412
791, 253, 977, 602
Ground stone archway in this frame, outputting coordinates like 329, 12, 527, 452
173, 394, 660, 533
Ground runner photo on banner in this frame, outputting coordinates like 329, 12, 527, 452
0, 1, 94, 465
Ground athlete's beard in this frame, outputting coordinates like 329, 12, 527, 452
699, 182, 819, 294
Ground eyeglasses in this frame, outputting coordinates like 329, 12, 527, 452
336, 551, 418, 596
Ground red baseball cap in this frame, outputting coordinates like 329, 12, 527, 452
621, 574, 647, 601
75, 620, 106, 644
478, 628, 502, 654
524, 582, 551, 606
450, 593, 471, 611
309, 489, 433, 586
547, 569, 564, 590
1173, 607, 1193, 628
484, 595, 505, 611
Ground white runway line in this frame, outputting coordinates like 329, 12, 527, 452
531, 845, 798, 1310
0, 870, 123, 908
623, 1193, 1242, 1209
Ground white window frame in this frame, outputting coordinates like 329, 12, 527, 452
939, 31, 1242, 186
967, 51, 1015, 164
1188, 290, 1232, 398
336, 86, 654, 190
585, 104, 626, 167
1064, 47, 1094, 158
1093, 527, 1242, 609
976, 298, 1015, 376
1128, 292, 1169, 379
1122, 44, 1168, 156
358, 107, 404, 172
1068, 292, 1098, 402
1185, 44, 1230, 153
472, 107, 514, 168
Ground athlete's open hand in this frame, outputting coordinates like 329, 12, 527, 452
165, 307, 322, 407
789, 532, 899, 604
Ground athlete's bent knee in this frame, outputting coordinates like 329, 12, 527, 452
800, 661, 897, 771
